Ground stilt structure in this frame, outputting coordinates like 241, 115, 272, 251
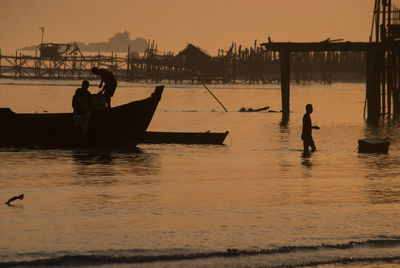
261, 0, 400, 122
0, 40, 365, 84
369, 0, 400, 120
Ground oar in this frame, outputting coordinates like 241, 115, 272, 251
187, 65, 228, 112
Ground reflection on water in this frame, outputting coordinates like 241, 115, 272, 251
301, 152, 313, 167
68, 149, 163, 213
365, 178, 400, 204
363, 119, 400, 143
72, 151, 116, 166
357, 120, 400, 204
279, 122, 290, 142
71, 149, 161, 185
359, 152, 400, 204
280, 116, 289, 127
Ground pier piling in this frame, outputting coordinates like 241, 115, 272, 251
366, 48, 381, 122
280, 49, 290, 120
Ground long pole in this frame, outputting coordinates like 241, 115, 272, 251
187, 65, 228, 112
370, 0, 378, 42
376, 0, 381, 42
280, 49, 290, 121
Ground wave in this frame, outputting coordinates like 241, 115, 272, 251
274, 256, 400, 268
2, 238, 400, 267
3, 255, 400, 267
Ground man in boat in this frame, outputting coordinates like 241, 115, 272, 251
301, 104, 320, 153
72, 80, 92, 135
91, 67, 117, 109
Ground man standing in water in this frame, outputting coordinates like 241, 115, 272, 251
301, 104, 320, 153
91, 67, 117, 109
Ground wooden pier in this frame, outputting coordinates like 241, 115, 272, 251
261, 0, 400, 122
0, 40, 365, 84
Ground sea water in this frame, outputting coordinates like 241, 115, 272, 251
0, 80, 400, 267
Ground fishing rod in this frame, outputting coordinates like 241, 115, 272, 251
187, 64, 228, 112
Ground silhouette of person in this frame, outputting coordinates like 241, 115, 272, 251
72, 80, 91, 114
91, 67, 117, 109
72, 80, 92, 135
301, 104, 320, 153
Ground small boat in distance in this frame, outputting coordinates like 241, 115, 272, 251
0, 85, 164, 148
141, 130, 229, 145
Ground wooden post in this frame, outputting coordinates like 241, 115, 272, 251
387, 0, 392, 116
382, 0, 387, 42
394, 52, 399, 116
381, 51, 386, 116
0, 49, 2, 77
127, 45, 131, 73
381, 1, 387, 116
15, 50, 18, 77
388, 0, 392, 30
388, 52, 392, 116
280, 48, 290, 121
19, 51, 22, 77
376, 0, 381, 42
115, 53, 118, 78
367, 48, 381, 122
36, 49, 40, 78
97, 51, 100, 73
396, 53, 400, 116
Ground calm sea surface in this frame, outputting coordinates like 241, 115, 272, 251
1, 80, 400, 267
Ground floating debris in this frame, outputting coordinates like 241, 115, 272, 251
358, 138, 390, 153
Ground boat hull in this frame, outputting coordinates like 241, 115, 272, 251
140, 131, 229, 145
0, 86, 164, 148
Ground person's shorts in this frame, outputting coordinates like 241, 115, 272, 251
301, 133, 312, 141
104, 82, 117, 97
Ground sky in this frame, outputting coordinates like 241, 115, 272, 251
0, 0, 377, 56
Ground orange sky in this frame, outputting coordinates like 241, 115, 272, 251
1, 0, 375, 55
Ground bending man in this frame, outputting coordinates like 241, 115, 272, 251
91, 67, 117, 108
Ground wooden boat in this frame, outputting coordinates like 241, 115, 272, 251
0, 86, 164, 148
358, 137, 390, 153
140, 130, 229, 145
